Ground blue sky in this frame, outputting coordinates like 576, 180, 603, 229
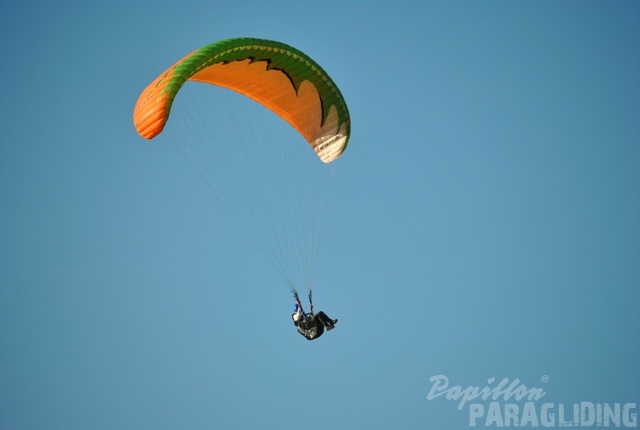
1, 1, 639, 429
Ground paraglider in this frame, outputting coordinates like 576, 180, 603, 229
291, 292, 338, 341
133, 38, 350, 337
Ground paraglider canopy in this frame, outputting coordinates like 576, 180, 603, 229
133, 37, 351, 163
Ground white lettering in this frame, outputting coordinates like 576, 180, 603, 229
486, 402, 504, 427
558, 403, 574, 426
541, 403, 555, 427
604, 403, 620, 427
623, 403, 637, 427
521, 402, 539, 427
581, 402, 595, 426
428, 375, 637, 428
504, 403, 519, 427
469, 404, 484, 427
426, 374, 449, 401
426, 375, 546, 410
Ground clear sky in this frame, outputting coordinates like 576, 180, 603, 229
1, 1, 639, 429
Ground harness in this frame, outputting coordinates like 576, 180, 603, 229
293, 288, 323, 340
296, 315, 324, 340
